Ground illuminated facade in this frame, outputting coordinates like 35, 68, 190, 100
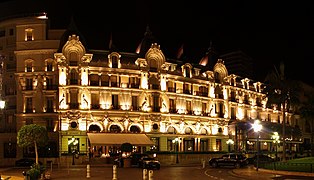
0, 13, 306, 166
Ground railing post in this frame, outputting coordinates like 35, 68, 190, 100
143, 169, 147, 180
148, 170, 153, 180
112, 165, 117, 180
86, 164, 91, 178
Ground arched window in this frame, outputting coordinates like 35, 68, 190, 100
167, 126, 177, 134
130, 125, 141, 133
89, 125, 101, 132
109, 125, 121, 133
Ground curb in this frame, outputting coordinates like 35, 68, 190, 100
257, 168, 314, 177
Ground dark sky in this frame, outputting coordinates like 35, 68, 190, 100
1, 0, 314, 86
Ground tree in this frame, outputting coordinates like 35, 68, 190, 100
17, 124, 48, 164
299, 92, 314, 156
121, 142, 133, 154
264, 61, 301, 161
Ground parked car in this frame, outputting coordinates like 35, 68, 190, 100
113, 153, 149, 167
247, 154, 275, 165
15, 158, 43, 167
208, 153, 248, 168
138, 156, 161, 170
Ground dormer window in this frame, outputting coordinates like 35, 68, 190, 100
25, 28, 34, 41
69, 52, 78, 66
112, 56, 118, 68
25, 60, 33, 72
108, 52, 121, 68
185, 66, 190, 77
46, 61, 53, 71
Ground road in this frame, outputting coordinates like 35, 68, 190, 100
1, 165, 313, 180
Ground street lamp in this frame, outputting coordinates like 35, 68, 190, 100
271, 132, 280, 161
0, 100, 5, 109
252, 120, 262, 171
172, 138, 180, 164
226, 139, 234, 152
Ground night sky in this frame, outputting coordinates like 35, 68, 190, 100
1, 0, 314, 86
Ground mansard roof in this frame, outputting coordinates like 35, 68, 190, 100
58, 16, 88, 53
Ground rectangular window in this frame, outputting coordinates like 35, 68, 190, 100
112, 95, 119, 109
132, 96, 138, 111
150, 137, 159, 151
46, 78, 53, 90
153, 94, 160, 112
110, 76, 118, 87
26, 98, 33, 113
216, 139, 222, 151
169, 99, 176, 113
26, 78, 33, 90
46, 97, 54, 112
25, 29, 33, 41
46, 62, 53, 71
91, 93, 99, 109
202, 102, 207, 114
0, 29, 5, 37
46, 118, 54, 132
26, 62, 32, 72
111, 56, 118, 68
186, 101, 191, 114
4, 142, 16, 158
9, 28, 14, 36
200, 139, 208, 151
68, 138, 79, 154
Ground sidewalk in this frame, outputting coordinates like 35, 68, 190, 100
232, 165, 314, 179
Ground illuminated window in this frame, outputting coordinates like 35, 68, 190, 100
26, 61, 32, 72
185, 66, 190, 77
46, 61, 53, 71
216, 139, 222, 151
112, 56, 118, 68
69, 52, 78, 66
26, 98, 33, 113
46, 97, 54, 112
25, 28, 34, 41
132, 96, 138, 110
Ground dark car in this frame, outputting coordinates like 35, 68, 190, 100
209, 153, 248, 168
113, 153, 149, 167
247, 154, 275, 165
15, 158, 43, 167
139, 156, 160, 170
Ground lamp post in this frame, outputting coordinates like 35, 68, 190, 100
0, 100, 5, 109
226, 139, 234, 152
272, 132, 280, 161
252, 120, 262, 171
172, 138, 180, 164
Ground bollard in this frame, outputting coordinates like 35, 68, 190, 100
142, 169, 147, 180
112, 165, 117, 180
148, 170, 153, 180
202, 159, 206, 169
86, 164, 91, 178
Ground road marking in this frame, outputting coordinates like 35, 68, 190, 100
204, 169, 224, 180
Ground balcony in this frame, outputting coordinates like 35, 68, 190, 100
90, 81, 99, 86
167, 87, 176, 92
69, 103, 79, 109
130, 83, 139, 88
91, 104, 100, 109
45, 85, 58, 90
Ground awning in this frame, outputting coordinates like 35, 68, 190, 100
87, 133, 155, 146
